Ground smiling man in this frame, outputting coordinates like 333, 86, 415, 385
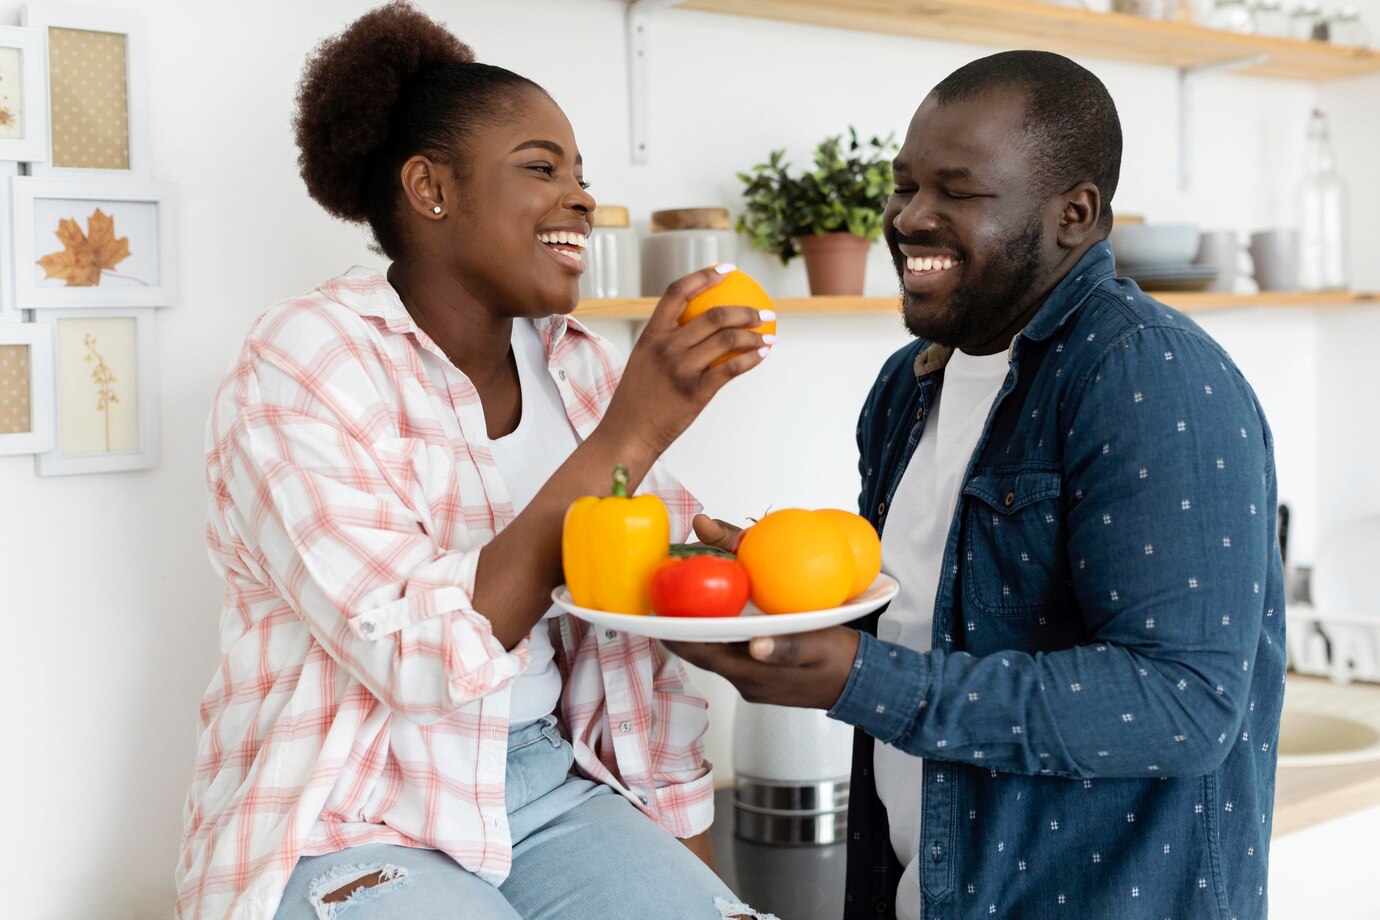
673, 51, 1285, 919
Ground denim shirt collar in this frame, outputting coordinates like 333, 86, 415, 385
911, 241, 1116, 379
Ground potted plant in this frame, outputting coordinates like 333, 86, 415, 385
737, 128, 896, 295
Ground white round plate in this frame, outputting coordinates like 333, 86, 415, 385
550, 574, 898, 643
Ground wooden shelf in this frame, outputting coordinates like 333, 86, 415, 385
575, 291, 1379, 321
667, 0, 1380, 81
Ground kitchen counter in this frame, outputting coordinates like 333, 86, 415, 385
1274, 674, 1380, 836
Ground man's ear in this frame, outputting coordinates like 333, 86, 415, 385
1055, 181, 1102, 249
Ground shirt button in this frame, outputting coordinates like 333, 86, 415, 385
360, 620, 376, 635
875, 902, 890, 914
619, 721, 632, 733
604, 628, 618, 640
558, 369, 567, 381
638, 794, 649, 805
916, 406, 925, 421
1004, 492, 1015, 507
877, 501, 887, 516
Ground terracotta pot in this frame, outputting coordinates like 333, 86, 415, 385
795, 232, 871, 295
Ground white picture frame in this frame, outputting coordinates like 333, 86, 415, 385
0, 25, 49, 164
0, 321, 55, 455
20, 3, 148, 179
34, 306, 157, 475
0, 163, 19, 321
12, 177, 178, 309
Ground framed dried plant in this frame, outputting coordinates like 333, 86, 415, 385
34, 307, 157, 475
20, 3, 149, 178
0, 321, 55, 455
12, 177, 178, 309
0, 25, 49, 164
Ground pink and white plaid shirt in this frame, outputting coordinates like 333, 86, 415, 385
177, 267, 712, 919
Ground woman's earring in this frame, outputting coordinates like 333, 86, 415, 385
432, 206, 442, 215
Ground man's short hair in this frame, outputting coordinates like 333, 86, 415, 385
931, 50, 1122, 231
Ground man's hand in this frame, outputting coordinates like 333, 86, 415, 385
691, 513, 743, 553
664, 627, 861, 711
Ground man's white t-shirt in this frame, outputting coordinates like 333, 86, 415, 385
873, 347, 1010, 920
489, 319, 579, 724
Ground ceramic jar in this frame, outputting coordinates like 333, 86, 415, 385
640, 208, 738, 296
577, 206, 640, 300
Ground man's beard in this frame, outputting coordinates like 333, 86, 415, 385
900, 215, 1045, 349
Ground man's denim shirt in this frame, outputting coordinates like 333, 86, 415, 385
831, 242, 1285, 920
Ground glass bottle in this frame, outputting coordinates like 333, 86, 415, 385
1297, 109, 1348, 292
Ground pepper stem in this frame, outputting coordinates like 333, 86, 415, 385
611, 463, 630, 498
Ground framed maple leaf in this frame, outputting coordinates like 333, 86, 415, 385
11, 177, 178, 309
0, 24, 49, 164
0, 321, 55, 456
33, 307, 157, 476
20, 4, 149, 179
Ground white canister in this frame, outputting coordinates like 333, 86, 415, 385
578, 206, 640, 300
640, 208, 739, 297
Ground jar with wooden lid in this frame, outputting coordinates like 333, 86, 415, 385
577, 206, 640, 300
640, 207, 739, 296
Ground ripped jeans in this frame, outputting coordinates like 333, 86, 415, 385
274, 715, 771, 920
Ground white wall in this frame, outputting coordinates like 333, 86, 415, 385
1, 1, 1375, 916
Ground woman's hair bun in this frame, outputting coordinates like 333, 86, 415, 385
293, 1, 474, 222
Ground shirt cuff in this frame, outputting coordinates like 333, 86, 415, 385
828, 631, 930, 746
652, 765, 716, 839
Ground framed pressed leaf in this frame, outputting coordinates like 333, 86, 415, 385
20, 3, 149, 178
0, 25, 49, 164
0, 321, 55, 455
12, 177, 178, 309
34, 306, 157, 475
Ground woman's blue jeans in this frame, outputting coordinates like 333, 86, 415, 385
273, 716, 767, 919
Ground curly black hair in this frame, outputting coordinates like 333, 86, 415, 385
932, 50, 1122, 233
293, 1, 546, 258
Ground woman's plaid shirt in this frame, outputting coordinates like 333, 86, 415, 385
176, 267, 712, 919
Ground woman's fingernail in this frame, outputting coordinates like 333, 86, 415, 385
758, 346, 771, 358
761, 334, 778, 345
751, 638, 775, 659
759, 309, 777, 322
715, 263, 737, 274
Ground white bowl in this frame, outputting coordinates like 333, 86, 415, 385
1110, 223, 1200, 268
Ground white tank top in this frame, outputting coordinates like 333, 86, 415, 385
489, 319, 580, 724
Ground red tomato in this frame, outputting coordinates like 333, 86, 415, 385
649, 555, 751, 618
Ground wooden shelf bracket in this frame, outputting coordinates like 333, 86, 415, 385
1177, 52, 1270, 190
626, 0, 682, 165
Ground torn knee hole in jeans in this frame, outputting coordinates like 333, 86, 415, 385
714, 895, 781, 920
307, 863, 409, 919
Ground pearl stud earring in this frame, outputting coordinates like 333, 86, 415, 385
432, 206, 442, 215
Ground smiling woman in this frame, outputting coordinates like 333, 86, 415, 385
173, 3, 776, 920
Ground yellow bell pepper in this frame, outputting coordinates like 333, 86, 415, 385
562, 464, 670, 616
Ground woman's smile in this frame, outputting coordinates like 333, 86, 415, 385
537, 227, 589, 273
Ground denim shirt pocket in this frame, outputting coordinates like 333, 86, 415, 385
960, 464, 1068, 618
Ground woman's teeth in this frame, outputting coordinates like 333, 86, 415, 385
906, 255, 958, 273
539, 231, 588, 262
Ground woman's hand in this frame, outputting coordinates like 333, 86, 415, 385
600, 264, 774, 460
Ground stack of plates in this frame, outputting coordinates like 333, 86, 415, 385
1118, 263, 1218, 292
